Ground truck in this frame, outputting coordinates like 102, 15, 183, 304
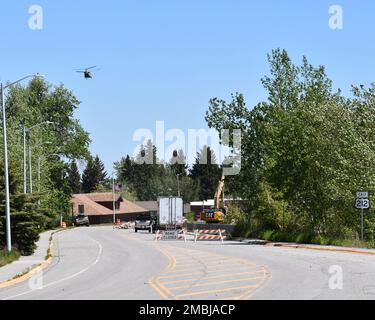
200, 173, 227, 223
154, 197, 184, 231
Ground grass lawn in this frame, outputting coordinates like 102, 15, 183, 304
0, 250, 21, 268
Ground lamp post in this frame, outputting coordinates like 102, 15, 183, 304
176, 173, 182, 197
1, 74, 44, 252
23, 121, 54, 194
29, 141, 53, 193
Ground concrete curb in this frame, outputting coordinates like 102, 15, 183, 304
265, 242, 375, 256
0, 229, 62, 290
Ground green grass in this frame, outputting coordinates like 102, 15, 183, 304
261, 229, 375, 249
0, 250, 21, 267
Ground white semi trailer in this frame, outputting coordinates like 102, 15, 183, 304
156, 197, 184, 230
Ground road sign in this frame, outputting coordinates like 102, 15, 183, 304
356, 192, 369, 199
355, 198, 370, 209
162, 230, 179, 240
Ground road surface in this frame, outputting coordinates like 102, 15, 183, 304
0, 227, 374, 300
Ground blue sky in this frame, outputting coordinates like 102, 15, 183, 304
1, 0, 374, 171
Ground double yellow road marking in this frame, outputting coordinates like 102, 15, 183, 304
150, 244, 269, 300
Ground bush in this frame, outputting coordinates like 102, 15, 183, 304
0, 212, 44, 255
184, 212, 196, 223
0, 249, 20, 267
262, 230, 275, 241
261, 229, 315, 243
13, 222, 41, 255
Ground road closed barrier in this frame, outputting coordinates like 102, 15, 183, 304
155, 229, 186, 242
194, 229, 227, 243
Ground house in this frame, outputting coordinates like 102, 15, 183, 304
71, 193, 149, 224
134, 201, 158, 216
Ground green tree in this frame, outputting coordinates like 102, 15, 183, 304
81, 155, 108, 193
170, 149, 188, 177
67, 160, 81, 194
2, 78, 91, 224
205, 48, 375, 241
189, 146, 221, 201
0, 165, 46, 255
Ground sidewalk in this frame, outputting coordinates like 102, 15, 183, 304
0, 230, 54, 284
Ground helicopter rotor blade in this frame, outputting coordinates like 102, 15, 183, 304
86, 66, 97, 70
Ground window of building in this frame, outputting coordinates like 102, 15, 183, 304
78, 205, 85, 214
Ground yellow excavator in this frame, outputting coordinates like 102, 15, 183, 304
200, 174, 227, 223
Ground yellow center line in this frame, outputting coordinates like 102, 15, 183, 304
175, 285, 259, 298
161, 270, 266, 285
173, 259, 234, 267
146, 241, 270, 301
164, 264, 259, 275
167, 276, 266, 290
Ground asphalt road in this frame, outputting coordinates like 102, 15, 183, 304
0, 226, 374, 300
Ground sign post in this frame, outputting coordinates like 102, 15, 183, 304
355, 192, 370, 241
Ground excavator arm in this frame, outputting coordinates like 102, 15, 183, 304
214, 174, 225, 209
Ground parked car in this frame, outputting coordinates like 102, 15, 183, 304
74, 214, 90, 227
135, 215, 153, 233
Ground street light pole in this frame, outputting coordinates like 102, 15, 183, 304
1, 83, 12, 252
29, 142, 32, 193
1, 74, 44, 252
23, 126, 27, 194
37, 156, 41, 193
176, 173, 181, 197
25, 121, 54, 194
29, 141, 53, 194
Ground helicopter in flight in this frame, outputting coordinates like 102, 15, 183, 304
75, 66, 98, 79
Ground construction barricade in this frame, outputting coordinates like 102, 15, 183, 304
194, 229, 227, 244
155, 229, 186, 242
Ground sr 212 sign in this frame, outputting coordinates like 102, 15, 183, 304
355, 198, 370, 209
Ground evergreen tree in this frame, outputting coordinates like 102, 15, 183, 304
189, 146, 221, 201
0, 165, 46, 255
170, 149, 188, 176
67, 160, 81, 194
93, 155, 108, 187
81, 158, 97, 193
81, 155, 108, 193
